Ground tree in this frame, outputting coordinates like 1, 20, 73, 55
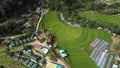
0, 0, 40, 23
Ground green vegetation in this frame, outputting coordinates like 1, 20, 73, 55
0, 46, 13, 67
9, 62, 27, 68
80, 11, 120, 27
0, 46, 27, 68
0, 0, 44, 23
39, 11, 112, 68
100, 0, 120, 4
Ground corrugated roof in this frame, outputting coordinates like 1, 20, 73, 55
30, 55, 39, 61
28, 61, 34, 67
31, 63, 38, 68
24, 59, 30, 65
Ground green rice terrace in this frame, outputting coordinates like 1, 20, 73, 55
39, 11, 112, 68
80, 11, 120, 27
100, 0, 120, 4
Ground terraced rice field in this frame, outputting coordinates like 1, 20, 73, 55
80, 11, 120, 27
100, 0, 120, 4
39, 11, 112, 68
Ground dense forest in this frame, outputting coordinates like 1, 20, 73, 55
0, 0, 45, 23
0, 0, 46, 37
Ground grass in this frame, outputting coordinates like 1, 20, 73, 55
39, 11, 112, 68
9, 62, 27, 68
80, 11, 120, 27
100, 0, 120, 4
0, 46, 26, 68
0, 46, 13, 67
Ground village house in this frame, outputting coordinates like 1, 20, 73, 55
33, 44, 49, 54
30, 54, 40, 62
